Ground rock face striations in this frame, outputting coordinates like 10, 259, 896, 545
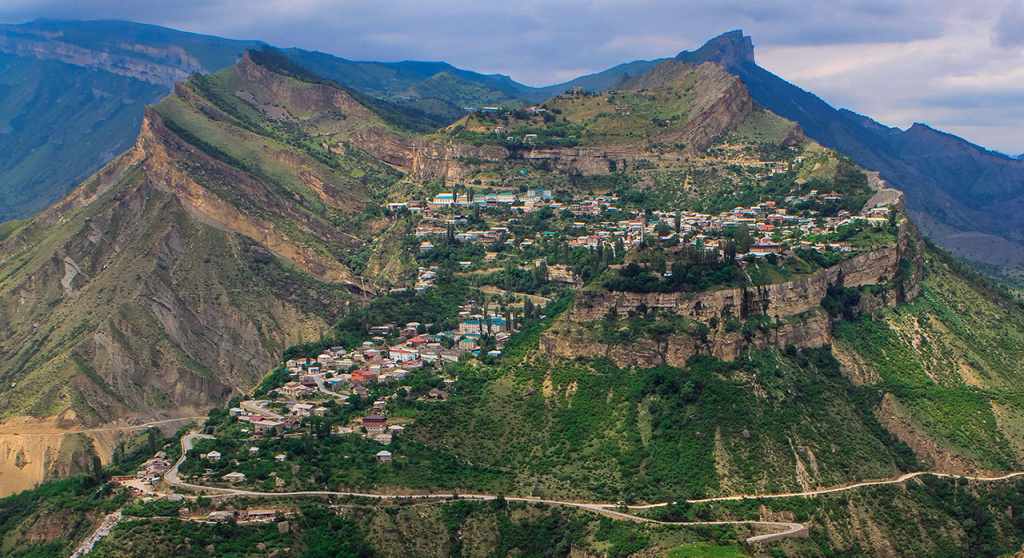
0, 20, 262, 222
353, 61, 778, 182
0, 52, 402, 447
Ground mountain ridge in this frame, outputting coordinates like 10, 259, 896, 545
674, 29, 1024, 271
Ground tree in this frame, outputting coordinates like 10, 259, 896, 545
524, 298, 535, 320
733, 224, 753, 253
92, 454, 104, 483
147, 427, 159, 455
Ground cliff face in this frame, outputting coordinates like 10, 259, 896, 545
540, 310, 833, 368
570, 243, 908, 324
543, 217, 922, 368
0, 21, 261, 223
0, 33, 200, 88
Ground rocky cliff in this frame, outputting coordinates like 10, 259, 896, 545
542, 216, 922, 368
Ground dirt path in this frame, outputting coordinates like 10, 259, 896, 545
163, 433, 803, 543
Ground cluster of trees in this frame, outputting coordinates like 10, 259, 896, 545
602, 254, 742, 293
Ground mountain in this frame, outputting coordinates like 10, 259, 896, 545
0, 49, 424, 491
0, 45, 805, 494
0, 20, 263, 222
4, 45, 1024, 558
674, 30, 1024, 272
0, 19, 662, 226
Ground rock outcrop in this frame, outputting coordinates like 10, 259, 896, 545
542, 214, 922, 368
353, 62, 769, 181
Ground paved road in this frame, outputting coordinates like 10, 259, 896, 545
164, 434, 804, 543
75, 416, 205, 434
306, 373, 346, 399
239, 400, 284, 420
164, 433, 215, 487
165, 432, 1024, 545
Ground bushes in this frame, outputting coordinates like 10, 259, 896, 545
821, 284, 862, 320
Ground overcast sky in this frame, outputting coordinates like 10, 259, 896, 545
3, 0, 1024, 154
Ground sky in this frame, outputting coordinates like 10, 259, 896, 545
3, 0, 1024, 154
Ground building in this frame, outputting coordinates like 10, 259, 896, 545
209, 511, 236, 522
376, 450, 393, 463
363, 415, 387, 433
221, 472, 246, 483
243, 509, 277, 522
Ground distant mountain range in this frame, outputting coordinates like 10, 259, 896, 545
0, 21, 1021, 277
0, 20, 662, 223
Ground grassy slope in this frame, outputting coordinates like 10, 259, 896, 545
834, 245, 1024, 470
408, 346, 915, 504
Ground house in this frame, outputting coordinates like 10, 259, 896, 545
275, 454, 287, 462
253, 421, 284, 436
427, 389, 449, 400
243, 509, 277, 522
363, 415, 387, 433
376, 450, 393, 463
388, 425, 405, 436
209, 511, 236, 522
432, 193, 455, 206
206, 451, 221, 463
372, 434, 393, 445
458, 319, 482, 335
222, 472, 246, 483
750, 243, 782, 256
249, 446, 260, 455
390, 349, 419, 363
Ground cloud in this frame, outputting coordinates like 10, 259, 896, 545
993, 1, 1024, 47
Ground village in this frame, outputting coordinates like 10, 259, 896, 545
398, 185, 894, 264
96, 141, 901, 532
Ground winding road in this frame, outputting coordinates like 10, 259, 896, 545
239, 400, 284, 420
164, 433, 1024, 543
165, 435, 803, 542
166, 435, 1024, 544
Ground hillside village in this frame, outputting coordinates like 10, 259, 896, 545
401, 188, 893, 259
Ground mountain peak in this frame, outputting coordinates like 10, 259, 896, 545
675, 29, 754, 70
